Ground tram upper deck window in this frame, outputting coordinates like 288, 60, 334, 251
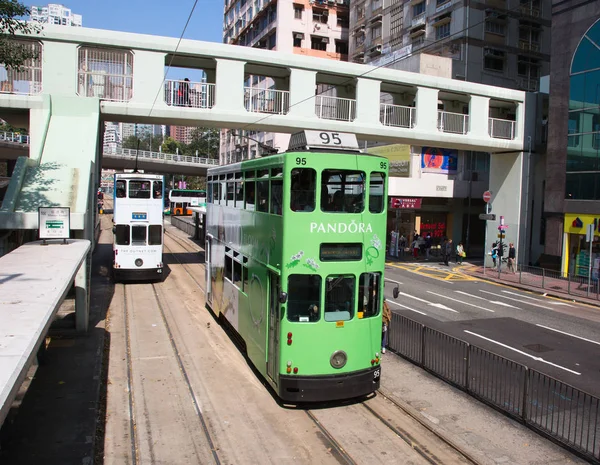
325, 275, 355, 322
153, 181, 163, 199
257, 169, 269, 213
358, 272, 382, 319
129, 181, 151, 199
271, 168, 283, 215
115, 224, 130, 245
116, 180, 126, 198
131, 225, 146, 246
369, 172, 385, 213
290, 168, 316, 212
287, 275, 321, 322
321, 170, 365, 213
148, 225, 162, 245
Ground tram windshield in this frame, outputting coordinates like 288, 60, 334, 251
325, 275, 355, 321
129, 181, 151, 199
321, 170, 365, 213
287, 274, 321, 322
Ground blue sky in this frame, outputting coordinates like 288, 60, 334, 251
32, 1, 224, 81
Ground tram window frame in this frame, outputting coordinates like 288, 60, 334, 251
226, 180, 235, 205
270, 178, 283, 215
321, 170, 365, 213
207, 181, 214, 203
131, 225, 147, 246
287, 274, 322, 323
148, 225, 162, 245
357, 272, 382, 319
324, 274, 355, 322
153, 181, 163, 199
290, 168, 316, 212
242, 265, 248, 292
225, 253, 233, 282
369, 172, 385, 213
115, 180, 126, 198
245, 180, 256, 210
256, 169, 269, 213
235, 180, 243, 208
115, 224, 130, 245
233, 258, 242, 288
129, 181, 151, 199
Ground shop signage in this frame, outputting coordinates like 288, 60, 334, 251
390, 197, 422, 209
421, 221, 446, 238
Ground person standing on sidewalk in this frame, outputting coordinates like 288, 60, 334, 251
425, 233, 432, 260
456, 242, 465, 265
507, 243, 516, 273
444, 238, 453, 266
381, 299, 391, 354
411, 237, 419, 259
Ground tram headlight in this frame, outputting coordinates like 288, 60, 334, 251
330, 350, 347, 369
135, 258, 143, 267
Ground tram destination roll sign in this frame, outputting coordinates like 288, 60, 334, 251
38, 207, 70, 241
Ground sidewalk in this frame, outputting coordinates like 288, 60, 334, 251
386, 253, 600, 307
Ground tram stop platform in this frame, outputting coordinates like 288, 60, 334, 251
0, 239, 90, 429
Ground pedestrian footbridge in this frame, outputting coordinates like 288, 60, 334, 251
0, 24, 528, 259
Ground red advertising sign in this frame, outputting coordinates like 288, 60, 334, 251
390, 197, 422, 209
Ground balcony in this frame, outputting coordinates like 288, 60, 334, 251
315, 95, 356, 122
519, 3, 541, 18
517, 77, 539, 92
438, 110, 469, 135
244, 87, 290, 115
411, 13, 426, 28
380, 103, 415, 128
519, 40, 540, 52
164, 80, 215, 108
488, 117, 515, 140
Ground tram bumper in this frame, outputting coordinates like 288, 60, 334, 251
278, 366, 380, 403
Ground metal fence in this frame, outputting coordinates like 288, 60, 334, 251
244, 87, 289, 115
437, 110, 469, 135
165, 80, 215, 109
0, 40, 43, 95
488, 117, 516, 140
380, 103, 415, 128
77, 46, 134, 101
388, 312, 600, 463
0, 132, 30, 144
483, 264, 600, 301
315, 95, 356, 122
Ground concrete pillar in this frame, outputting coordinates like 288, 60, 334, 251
469, 95, 490, 139
354, 78, 380, 125
75, 258, 89, 332
131, 51, 166, 107
41, 42, 79, 95
288, 68, 317, 118
414, 87, 439, 134
213, 59, 246, 112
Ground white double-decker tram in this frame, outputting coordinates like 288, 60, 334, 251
113, 173, 165, 281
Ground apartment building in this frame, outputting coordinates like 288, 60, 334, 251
221, 0, 350, 164
30, 3, 82, 27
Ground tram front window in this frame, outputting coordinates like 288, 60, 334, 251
131, 225, 146, 246
129, 181, 151, 199
321, 170, 365, 213
325, 275, 354, 322
358, 272, 382, 318
287, 274, 321, 322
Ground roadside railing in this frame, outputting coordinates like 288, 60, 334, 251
388, 312, 600, 462
244, 87, 289, 115
488, 117, 516, 140
315, 95, 356, 122
483, 264, 600, 301
164, 80, 215, 109
0, 131, 30, 144
438, 110, 469, 135
103, 147, 219, 166
380, 103, 415, 128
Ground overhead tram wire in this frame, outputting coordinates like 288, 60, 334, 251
148, 0, 200, 118
234, 1, 537, 135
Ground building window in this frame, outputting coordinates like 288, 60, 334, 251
311, 36, 328, 51
293, 32, 304, 47
356, 4, 365, 20
294, 4, 303, 19
390, 6, 403, 36
371, 24, 382, 40
435, 22, 450, 40
313, 8, 328, 24
485, 20, 505, 35
337, 14, 349, 28
413, 2, 425, 17
335, 40, 348, 55
355, 32, 365, 47
437, 0, 450, 6
483, 48, 505, 72
517, 55, 540, 78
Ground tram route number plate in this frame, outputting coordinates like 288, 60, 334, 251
373, 369, 381, 381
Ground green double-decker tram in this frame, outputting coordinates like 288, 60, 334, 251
206, 131, 390, 402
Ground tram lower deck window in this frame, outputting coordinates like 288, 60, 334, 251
131, 225, 146, 245
148, 225, 162, 245
287, 275, 321, 322
115, 225, 130, 245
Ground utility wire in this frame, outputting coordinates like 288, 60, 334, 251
148, 0, 199, 117
235, 1, 541, 136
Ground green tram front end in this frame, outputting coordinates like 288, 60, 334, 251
205, 131, 389, 403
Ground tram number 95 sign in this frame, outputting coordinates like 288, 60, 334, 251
304, 130, 359, 150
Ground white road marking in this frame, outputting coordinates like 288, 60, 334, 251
502, 290, 543, 301
427, 291, 494, 313
399, 292, 458, 313
455, 290, 521, 309
547, 302, 574, 307
386, 299, 427, 315
479, 290, 549, 309
464, 330, 581, 375
536, 324, 600, 346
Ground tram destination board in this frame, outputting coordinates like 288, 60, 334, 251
320, 243, 362, 261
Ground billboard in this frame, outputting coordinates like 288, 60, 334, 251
367, 144, 410, 177
421, 147, 458, 174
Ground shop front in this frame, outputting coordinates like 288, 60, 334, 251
563, 214, 600, 279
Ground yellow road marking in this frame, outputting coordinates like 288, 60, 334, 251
386, 262, 479, 282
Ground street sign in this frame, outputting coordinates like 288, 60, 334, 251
479, 213, 496, 221
483, 191, 492, 203
498, 225, 508, 230
497, 233, 505, 239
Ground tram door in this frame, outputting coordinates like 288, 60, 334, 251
266, 272, 280, 384
205, 236, 212, 304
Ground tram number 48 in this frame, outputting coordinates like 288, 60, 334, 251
373, 369, 381, 381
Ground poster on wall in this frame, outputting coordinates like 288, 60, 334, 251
421, 147, 458, 174
367, 144, 410, 177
